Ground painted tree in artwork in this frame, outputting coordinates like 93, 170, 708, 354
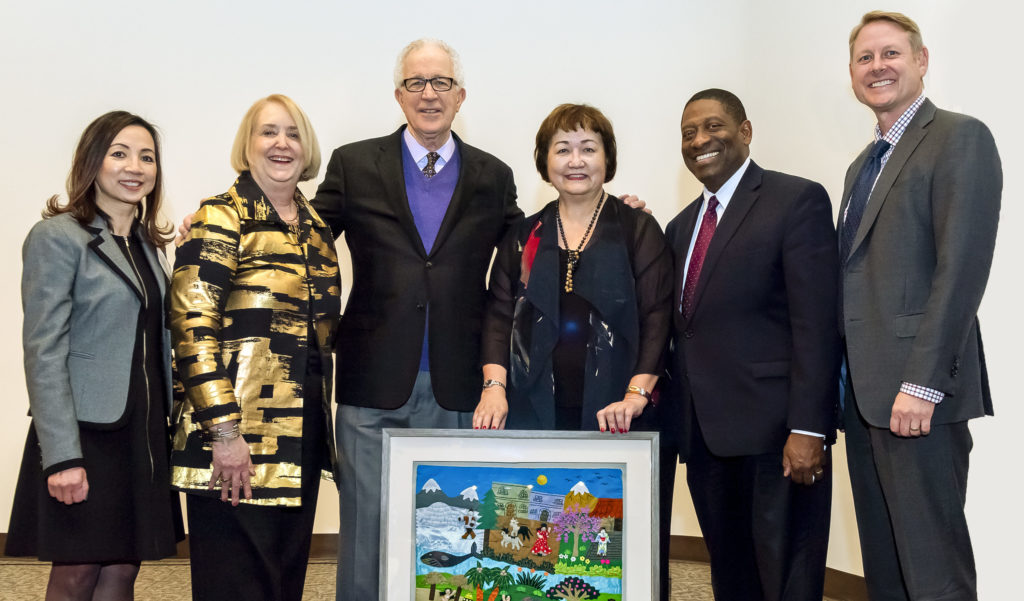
449, 574, 469, 599
426, 572, 445, 599
465, 561, 496, 601
486, 567, 514, 601
550, 503, 601, 559
545, 576, 600, 600
477, 488, 499, 550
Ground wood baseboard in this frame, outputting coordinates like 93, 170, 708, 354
1, 532, 868, 600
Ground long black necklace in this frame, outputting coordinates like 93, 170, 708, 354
555, 191, 607, 293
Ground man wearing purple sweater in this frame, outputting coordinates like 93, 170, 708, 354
311, 39, 522, 600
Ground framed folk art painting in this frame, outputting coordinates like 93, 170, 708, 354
379, 429, 659, 601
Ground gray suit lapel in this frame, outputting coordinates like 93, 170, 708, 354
848, 100, 936, 260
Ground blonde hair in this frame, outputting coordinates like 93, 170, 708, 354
230, 94, 321, 181
849, 11, 924, 58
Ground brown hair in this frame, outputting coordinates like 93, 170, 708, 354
849, 11, 924, 58
230, 94, 321, 182
534, 104, 617, 183
44, 111, 172, 247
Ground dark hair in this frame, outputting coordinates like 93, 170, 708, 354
44, 111, 173, 247
534, 103, 617, 183
684, 89, 747, 124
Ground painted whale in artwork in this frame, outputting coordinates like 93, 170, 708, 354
420, 542, 479, 567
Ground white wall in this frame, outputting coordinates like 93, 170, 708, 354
1, 1, 1020, 596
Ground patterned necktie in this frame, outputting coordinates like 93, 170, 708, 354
839, 139, 891, 264
681, 195, 719, 319
423, 152, 440, 178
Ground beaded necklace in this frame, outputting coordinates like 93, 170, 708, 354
555, 191, 607, 293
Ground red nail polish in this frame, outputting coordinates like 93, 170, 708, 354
600, 427, 606, 432
611, 428, 617, 433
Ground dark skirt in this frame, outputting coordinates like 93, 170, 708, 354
5, 233, 183, 563
5, 416, 184, 562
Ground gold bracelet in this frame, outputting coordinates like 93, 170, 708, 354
626, 385, 652, 401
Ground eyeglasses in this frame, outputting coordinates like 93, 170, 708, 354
402, 77, 457, 93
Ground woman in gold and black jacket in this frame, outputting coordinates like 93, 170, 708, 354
169, 94, 340, 601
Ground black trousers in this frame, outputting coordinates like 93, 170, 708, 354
843, 387, 976, 601
686, 419, 831, 601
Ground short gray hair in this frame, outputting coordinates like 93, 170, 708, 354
393, 38, 465, 90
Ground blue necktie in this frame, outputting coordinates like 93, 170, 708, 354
839, 139, 891, 264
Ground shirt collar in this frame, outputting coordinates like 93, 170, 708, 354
403, 128, 456, 164
703, 156, 752, 210
875, 94, 926, 146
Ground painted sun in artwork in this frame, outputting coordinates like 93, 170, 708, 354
536, 474, 547, 485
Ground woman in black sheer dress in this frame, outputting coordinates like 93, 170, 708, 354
474, 104, 672, 433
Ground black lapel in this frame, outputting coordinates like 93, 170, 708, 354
686, 161, 764, 323
672, 198, 701, 330
430, 131, 476, 256
84, 215, 144, 301
376, 127, 427, 257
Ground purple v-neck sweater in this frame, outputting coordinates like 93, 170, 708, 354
402, 142, 460, 370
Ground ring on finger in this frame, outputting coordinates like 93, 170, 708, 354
811, 474, 816, 484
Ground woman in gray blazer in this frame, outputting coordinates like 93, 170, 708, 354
5, 111, 183, 600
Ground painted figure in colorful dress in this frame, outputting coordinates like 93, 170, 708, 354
531, 524, 553, 556
596, 527, 610, 556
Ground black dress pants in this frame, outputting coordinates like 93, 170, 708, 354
686, 418, 831, 601
187, 370, 327, 601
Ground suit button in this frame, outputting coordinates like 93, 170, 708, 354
425, 261, 433, 269
684, 329, 695, 339
951, 356, 960, 377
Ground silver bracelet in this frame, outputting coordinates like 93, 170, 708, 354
482, 379, 506, 390
204, 422, 241, 442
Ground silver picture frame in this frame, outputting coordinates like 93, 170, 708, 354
379, 428, 659, 600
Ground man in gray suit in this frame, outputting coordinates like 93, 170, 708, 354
841, 11, 1001, 601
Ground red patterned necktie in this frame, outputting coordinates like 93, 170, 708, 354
423, 152, 440, 178
681, 195, 719, 318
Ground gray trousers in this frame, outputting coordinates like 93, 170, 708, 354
335, 371, 472, 601
844, 389, 977, 601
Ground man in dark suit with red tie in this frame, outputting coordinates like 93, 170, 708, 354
663, 88, 841, 600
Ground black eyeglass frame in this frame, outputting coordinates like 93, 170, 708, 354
401, 76, 457, 92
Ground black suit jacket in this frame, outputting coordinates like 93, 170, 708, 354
313, 126, 522, 411
664, 161, 841, 460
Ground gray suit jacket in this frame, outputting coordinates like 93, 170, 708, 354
22, 213, 172, 470
840, 99, 1001, 428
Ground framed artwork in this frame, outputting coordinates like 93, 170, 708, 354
379, 429, 659, 601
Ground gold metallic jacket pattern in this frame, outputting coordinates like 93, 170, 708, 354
169, 172, 341, 506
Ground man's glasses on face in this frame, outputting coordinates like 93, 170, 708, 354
402, 77, 456, 93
